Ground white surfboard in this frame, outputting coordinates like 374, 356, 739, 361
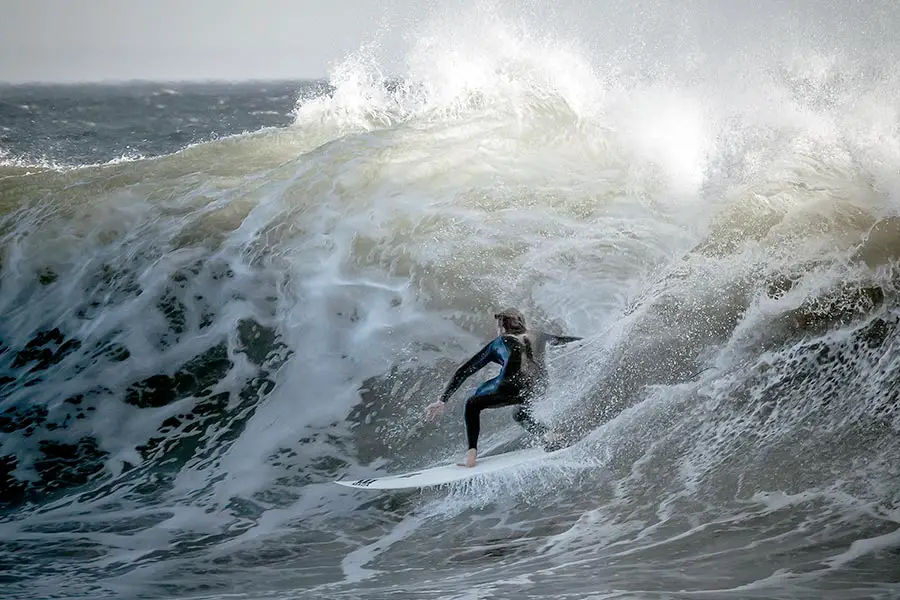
335, 447, 559, 490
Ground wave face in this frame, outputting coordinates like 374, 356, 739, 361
2, 2, 900, 599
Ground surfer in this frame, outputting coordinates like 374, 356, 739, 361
425, 308, 582, 467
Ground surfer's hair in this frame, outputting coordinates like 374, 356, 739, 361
494, 308, 527, 334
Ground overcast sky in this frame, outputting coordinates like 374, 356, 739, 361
0, 0, 419, 83
1, 0, 892, 84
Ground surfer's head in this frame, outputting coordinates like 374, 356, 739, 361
494, 308, 527, 334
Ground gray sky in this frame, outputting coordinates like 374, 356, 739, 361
0, 0, 418, 83
1, 0, 892, 84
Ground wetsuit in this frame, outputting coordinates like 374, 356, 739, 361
440, 331, 582, 450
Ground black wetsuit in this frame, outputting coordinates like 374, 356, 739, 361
440, 331, 582, 450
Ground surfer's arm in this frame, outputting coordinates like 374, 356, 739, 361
440, 339, 501, 403
546, 334, 582, 346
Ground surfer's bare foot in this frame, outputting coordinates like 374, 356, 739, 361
455, 449, 477, 467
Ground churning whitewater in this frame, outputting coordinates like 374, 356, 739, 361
1, 2, 899, 599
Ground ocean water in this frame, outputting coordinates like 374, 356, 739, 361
1, 2, 899, 599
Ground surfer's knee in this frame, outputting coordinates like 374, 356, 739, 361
464, 395, 483, 418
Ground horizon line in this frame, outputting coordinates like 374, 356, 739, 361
0, 76, 333, 87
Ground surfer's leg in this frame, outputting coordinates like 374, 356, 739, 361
511, 381, 548, 437
512, 384, 564, 450
464, 387, 523, 451
513, 407, 565, 451
512, 403, 549, 438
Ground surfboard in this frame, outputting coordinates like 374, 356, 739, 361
335, 446, 558, 490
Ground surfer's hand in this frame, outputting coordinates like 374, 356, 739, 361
425, 401, 445, 422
